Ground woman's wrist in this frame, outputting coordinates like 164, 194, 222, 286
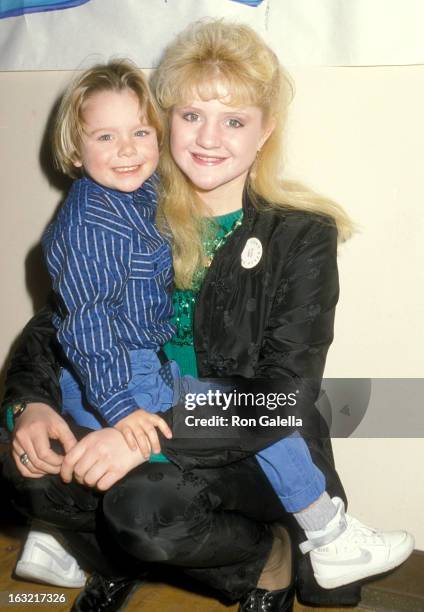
4, 400, 28, 432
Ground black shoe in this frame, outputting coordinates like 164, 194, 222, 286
71, 573, 144, 612
238, 584, 295, 612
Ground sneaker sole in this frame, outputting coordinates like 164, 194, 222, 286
15, 561, 86, 588
314, 533, 415, 589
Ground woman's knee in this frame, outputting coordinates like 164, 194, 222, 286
1, 450, 98, 530
103, 464, 214, 563
1, 450, 50, 514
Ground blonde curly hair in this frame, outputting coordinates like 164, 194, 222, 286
153, 20, 353, 288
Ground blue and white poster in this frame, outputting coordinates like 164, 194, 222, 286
0, 0, 423, 70
0, 0, 89, 19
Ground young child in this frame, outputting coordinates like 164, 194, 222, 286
42, 60, 177, 451
16, 59, 176, 588
16, 59, 413, 592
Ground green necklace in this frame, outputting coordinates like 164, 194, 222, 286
170, 212, 243, 346
192, 212, 244, 290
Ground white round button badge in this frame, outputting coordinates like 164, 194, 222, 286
241, 237, 263, 269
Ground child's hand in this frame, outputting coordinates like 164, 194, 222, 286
114, 408, 172, 458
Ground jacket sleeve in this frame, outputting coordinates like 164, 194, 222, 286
1, 306, 63, 421
159, 219, 339, 469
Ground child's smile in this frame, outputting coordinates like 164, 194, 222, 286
73, 88, 159, 193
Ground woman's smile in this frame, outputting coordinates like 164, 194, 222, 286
190, 152, 229, 165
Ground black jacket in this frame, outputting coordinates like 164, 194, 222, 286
3, 194, 338, 461
1, 193, 360, 606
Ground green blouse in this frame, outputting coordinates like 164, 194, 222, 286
150, 209, 243, 462
163, 208, 243, 375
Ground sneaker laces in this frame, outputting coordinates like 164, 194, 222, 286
343, 514, 384, 547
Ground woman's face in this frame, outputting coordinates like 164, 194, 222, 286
170, 96, 273, 204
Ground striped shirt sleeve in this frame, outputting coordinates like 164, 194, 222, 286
50, 221, 139, 425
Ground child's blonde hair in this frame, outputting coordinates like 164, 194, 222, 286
53, 59, 163, 178
154, 19, 353, 288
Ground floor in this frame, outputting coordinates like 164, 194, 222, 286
0, 525, 369, 612
1, 437, 421, 611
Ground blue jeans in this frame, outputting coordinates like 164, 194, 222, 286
59, 349, 179, 429
256, 433, 325, 512
180, 377, 326, 512
60, 350, 325, 513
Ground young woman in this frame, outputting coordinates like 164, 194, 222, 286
1, 19, 412, 612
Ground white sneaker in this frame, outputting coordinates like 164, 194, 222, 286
15, 529, 86, 588
301, 497, 414, 589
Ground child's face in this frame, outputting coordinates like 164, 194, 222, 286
74, 88, 159, 193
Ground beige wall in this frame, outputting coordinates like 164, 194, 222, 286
1, 67, 423, 547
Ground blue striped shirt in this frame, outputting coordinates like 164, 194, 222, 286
42, 176, 175, 425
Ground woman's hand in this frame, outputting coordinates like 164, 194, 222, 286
12, 403, 77, 478
114, 408, 172, 459
60, 428, 148, 491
